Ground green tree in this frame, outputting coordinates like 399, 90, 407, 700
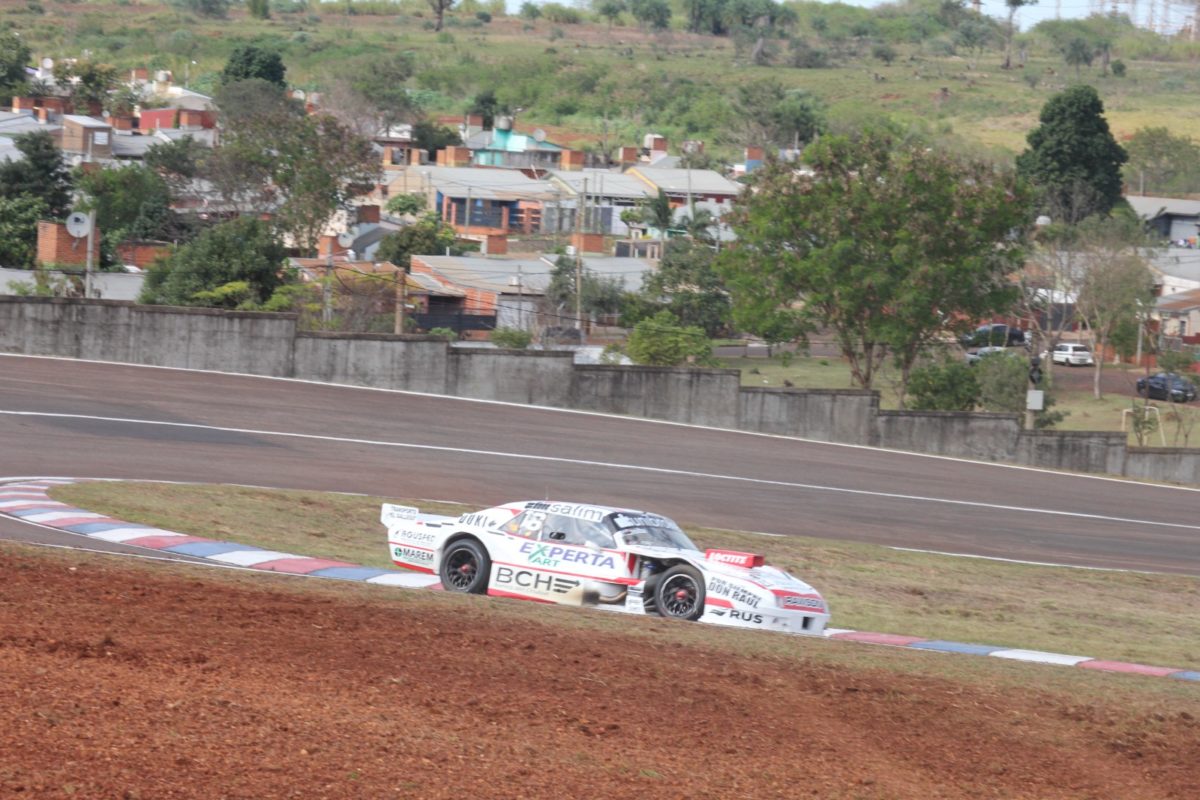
0, 196, 45, 269
545, 255, 623, 324
0, 29, 31, 101
732, 81, 824, 150
628, 0, 671, 29
211, 83, 378, 255
469, 89, 501, 130
385, 194, 427, 217
955, 20, 993, 68
428, 0, 456, 31
376, 214, 457, 272
1073, 214, 1156, 399
412, 119, 462, 154
1123, 127, 1200, 197
1002, 0, 1036, 69
0, 130, 74, 218
1016, 85, 1126, 224
169, 0, 230, 17
907, 357, 980, 411
247, 0, 270, 19
720, 133, 1032, 397
1061, 36, 1093, 81
595, 0, 625, 27
519, 1, 541, 19
625, 310, 714, 366
78, 164, 176, 266
139, 217, 285, 307
144, 135, 205, 195
51, 59, 118, 109
641, 237, 730, 337
221, 45, 286, 87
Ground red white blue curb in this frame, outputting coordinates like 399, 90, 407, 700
2, 478, 1197, 683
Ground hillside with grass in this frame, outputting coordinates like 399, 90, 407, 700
5, 0, 1200, 163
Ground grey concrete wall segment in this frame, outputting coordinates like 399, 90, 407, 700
571, 365, 741, 427
875, 410, 1022, 461
737, 387, 876, 442
1124, 447, 1200, 484
293, 333, 450, 394
449, 349, 575, 406
7, 296, 1200, 483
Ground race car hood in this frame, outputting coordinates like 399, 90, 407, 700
621, 544, 822, 597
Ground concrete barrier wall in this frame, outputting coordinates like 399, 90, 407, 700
571, 365, 741, 427
4, 297, 1198, 484
875, 411, 1022, 462
449, 349, 575, 406
293, 333, 450, 394
1015, 431, 1128, 475
0, 297, 296, 376
738, 388, 876, 443
1123, 447, 1200, 484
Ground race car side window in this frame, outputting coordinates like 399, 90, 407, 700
501, 511, 615, 547
500, 510, 547, 539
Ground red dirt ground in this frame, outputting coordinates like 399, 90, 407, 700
1, 546, 1197, 800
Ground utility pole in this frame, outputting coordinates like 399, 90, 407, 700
516, 264, 524, 331
83, 209, 96, 298
394, 270, 407, 335
322, 250, 333, 326
576, 178, 586, 332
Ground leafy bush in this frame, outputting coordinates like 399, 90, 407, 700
1111, 59, 1126, 77
490, 327, 534, 349
475, 10, 491, 22
907, 358, 980, 411
625, 310, 714, 367
541, 3, 581, 23
427, 326, 458, 340
1156, 349, 1195, 375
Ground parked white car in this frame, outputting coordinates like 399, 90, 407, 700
1043, 343, 1095, 366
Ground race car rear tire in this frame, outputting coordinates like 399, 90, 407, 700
653, 564, 705, 621
439, 538, 490, 594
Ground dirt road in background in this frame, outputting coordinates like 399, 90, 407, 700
2, 547, 1196, 800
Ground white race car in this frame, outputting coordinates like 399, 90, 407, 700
381, 500, 829, 635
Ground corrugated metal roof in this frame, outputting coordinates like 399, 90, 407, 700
626, 166, 742, 197
423, 166, 558, 202
1156, 287, 1200, 313
62, 114, 110, 128
549, 169, 652, 201
1127, 195, 1200, 218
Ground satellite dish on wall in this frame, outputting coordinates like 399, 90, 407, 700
533, 128, 546, 143
336, 228, 358, 248
66, 212, 92, 239
41, 57, 54, 70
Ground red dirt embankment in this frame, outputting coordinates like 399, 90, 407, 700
1, 547, 1196, 799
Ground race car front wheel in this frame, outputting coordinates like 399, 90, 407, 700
440, 538, 490, 594
654, 564, 705, 621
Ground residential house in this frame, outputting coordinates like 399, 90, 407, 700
409, 253, 657, 335
546, 168, 653, 236
384, 166, 559, 239
625, 166, 742, 206
1127, 196, 1200, 244
291, 257, 465, 332
1155, 287, 1200, 342
461, 116, 582, 170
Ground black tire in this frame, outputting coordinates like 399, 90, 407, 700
439, 538, 490, 594
653, 564, 705, 621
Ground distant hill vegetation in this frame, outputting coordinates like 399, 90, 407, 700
4, 0, 1200, 164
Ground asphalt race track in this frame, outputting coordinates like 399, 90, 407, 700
2, 354, 1199, 576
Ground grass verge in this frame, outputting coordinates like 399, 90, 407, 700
49, 481, 1200, 672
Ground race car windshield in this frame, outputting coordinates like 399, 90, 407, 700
608, 513, 699, 551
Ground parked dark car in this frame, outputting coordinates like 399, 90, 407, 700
960, 323, 1026, 348
1136, 372, 1198, 402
